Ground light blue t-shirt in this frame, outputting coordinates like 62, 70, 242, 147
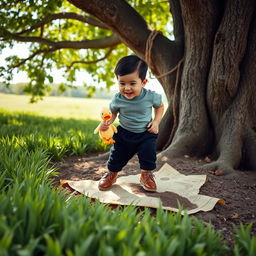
110, 88, 162, 133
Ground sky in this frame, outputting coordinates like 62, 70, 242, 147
0, 43, 165, 94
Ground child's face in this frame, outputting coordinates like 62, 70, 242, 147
117, 71, 147, 99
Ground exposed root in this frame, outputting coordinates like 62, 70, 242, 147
157, 144, 201, 164
198, 160, 238, 178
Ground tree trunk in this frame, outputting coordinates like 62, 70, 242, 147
69, 0, 256, 173
204, 0, 256, 173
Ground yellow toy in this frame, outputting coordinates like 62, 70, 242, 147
94, 108, 117, 145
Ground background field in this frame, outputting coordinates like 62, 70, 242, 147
0, 93, 111, 120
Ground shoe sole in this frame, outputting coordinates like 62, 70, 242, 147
98, 186, 112, 191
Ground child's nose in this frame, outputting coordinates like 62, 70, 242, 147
124, 84, 131, 90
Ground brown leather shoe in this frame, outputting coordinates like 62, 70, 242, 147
140, 171, 157, 192
98, 172, 118, 191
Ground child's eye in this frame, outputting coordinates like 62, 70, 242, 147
130, 83, 136, 86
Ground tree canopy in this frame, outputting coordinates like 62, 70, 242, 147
0, 0, 172, 101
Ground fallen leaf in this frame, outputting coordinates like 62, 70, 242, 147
60, 179, 68, 185
218, 199, 225, 204
229, 213, 239, 219
204, 156, 212, 163
161, 156, 168, 161
215, 169, 224, 176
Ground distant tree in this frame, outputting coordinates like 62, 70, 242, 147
0, 83, 11, 94
1, 0, 256, 173
0, 82, 26, 94
12, 82, 26, 95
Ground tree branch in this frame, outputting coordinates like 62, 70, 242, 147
67, 0, 182, 86
67, 47, 114, 69
15, 12, 108, 35
169, 0, 184, 44
10, 48, 58, 69
3, 32, 121, 49
68, 0, 151, 55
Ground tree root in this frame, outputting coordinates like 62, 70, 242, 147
198, 160, 238, 178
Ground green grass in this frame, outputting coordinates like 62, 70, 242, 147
0, 110, 108, 160
0, 94, 255, 255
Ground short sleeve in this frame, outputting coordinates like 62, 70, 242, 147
109, 94, 119, 113
152, 92, 162, 108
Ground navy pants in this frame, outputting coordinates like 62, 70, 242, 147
107, 126, 158, 172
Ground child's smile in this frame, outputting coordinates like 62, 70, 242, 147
123, 91, 134, 98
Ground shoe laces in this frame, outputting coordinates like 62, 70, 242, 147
102, 173, 109, 178
102, 172, 115, 179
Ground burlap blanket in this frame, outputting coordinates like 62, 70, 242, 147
62, 163, 222, 214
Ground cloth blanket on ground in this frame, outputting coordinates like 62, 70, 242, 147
61, 163, 222, 214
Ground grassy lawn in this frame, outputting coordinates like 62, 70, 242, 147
0, 93, 111, 120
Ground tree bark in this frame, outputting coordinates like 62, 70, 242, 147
159, 0, 221, 160
157, 0, 184, 150
201, 0, 256, 173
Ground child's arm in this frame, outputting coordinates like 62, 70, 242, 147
147, 104, 164, 134
100, 112, 117, 131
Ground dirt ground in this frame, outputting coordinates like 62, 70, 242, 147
53, 152, 256, 245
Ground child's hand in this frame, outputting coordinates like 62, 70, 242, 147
147, 120, 159, 134
100, 121, 110, 131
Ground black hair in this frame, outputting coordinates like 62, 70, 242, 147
114, 55, 148, 80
